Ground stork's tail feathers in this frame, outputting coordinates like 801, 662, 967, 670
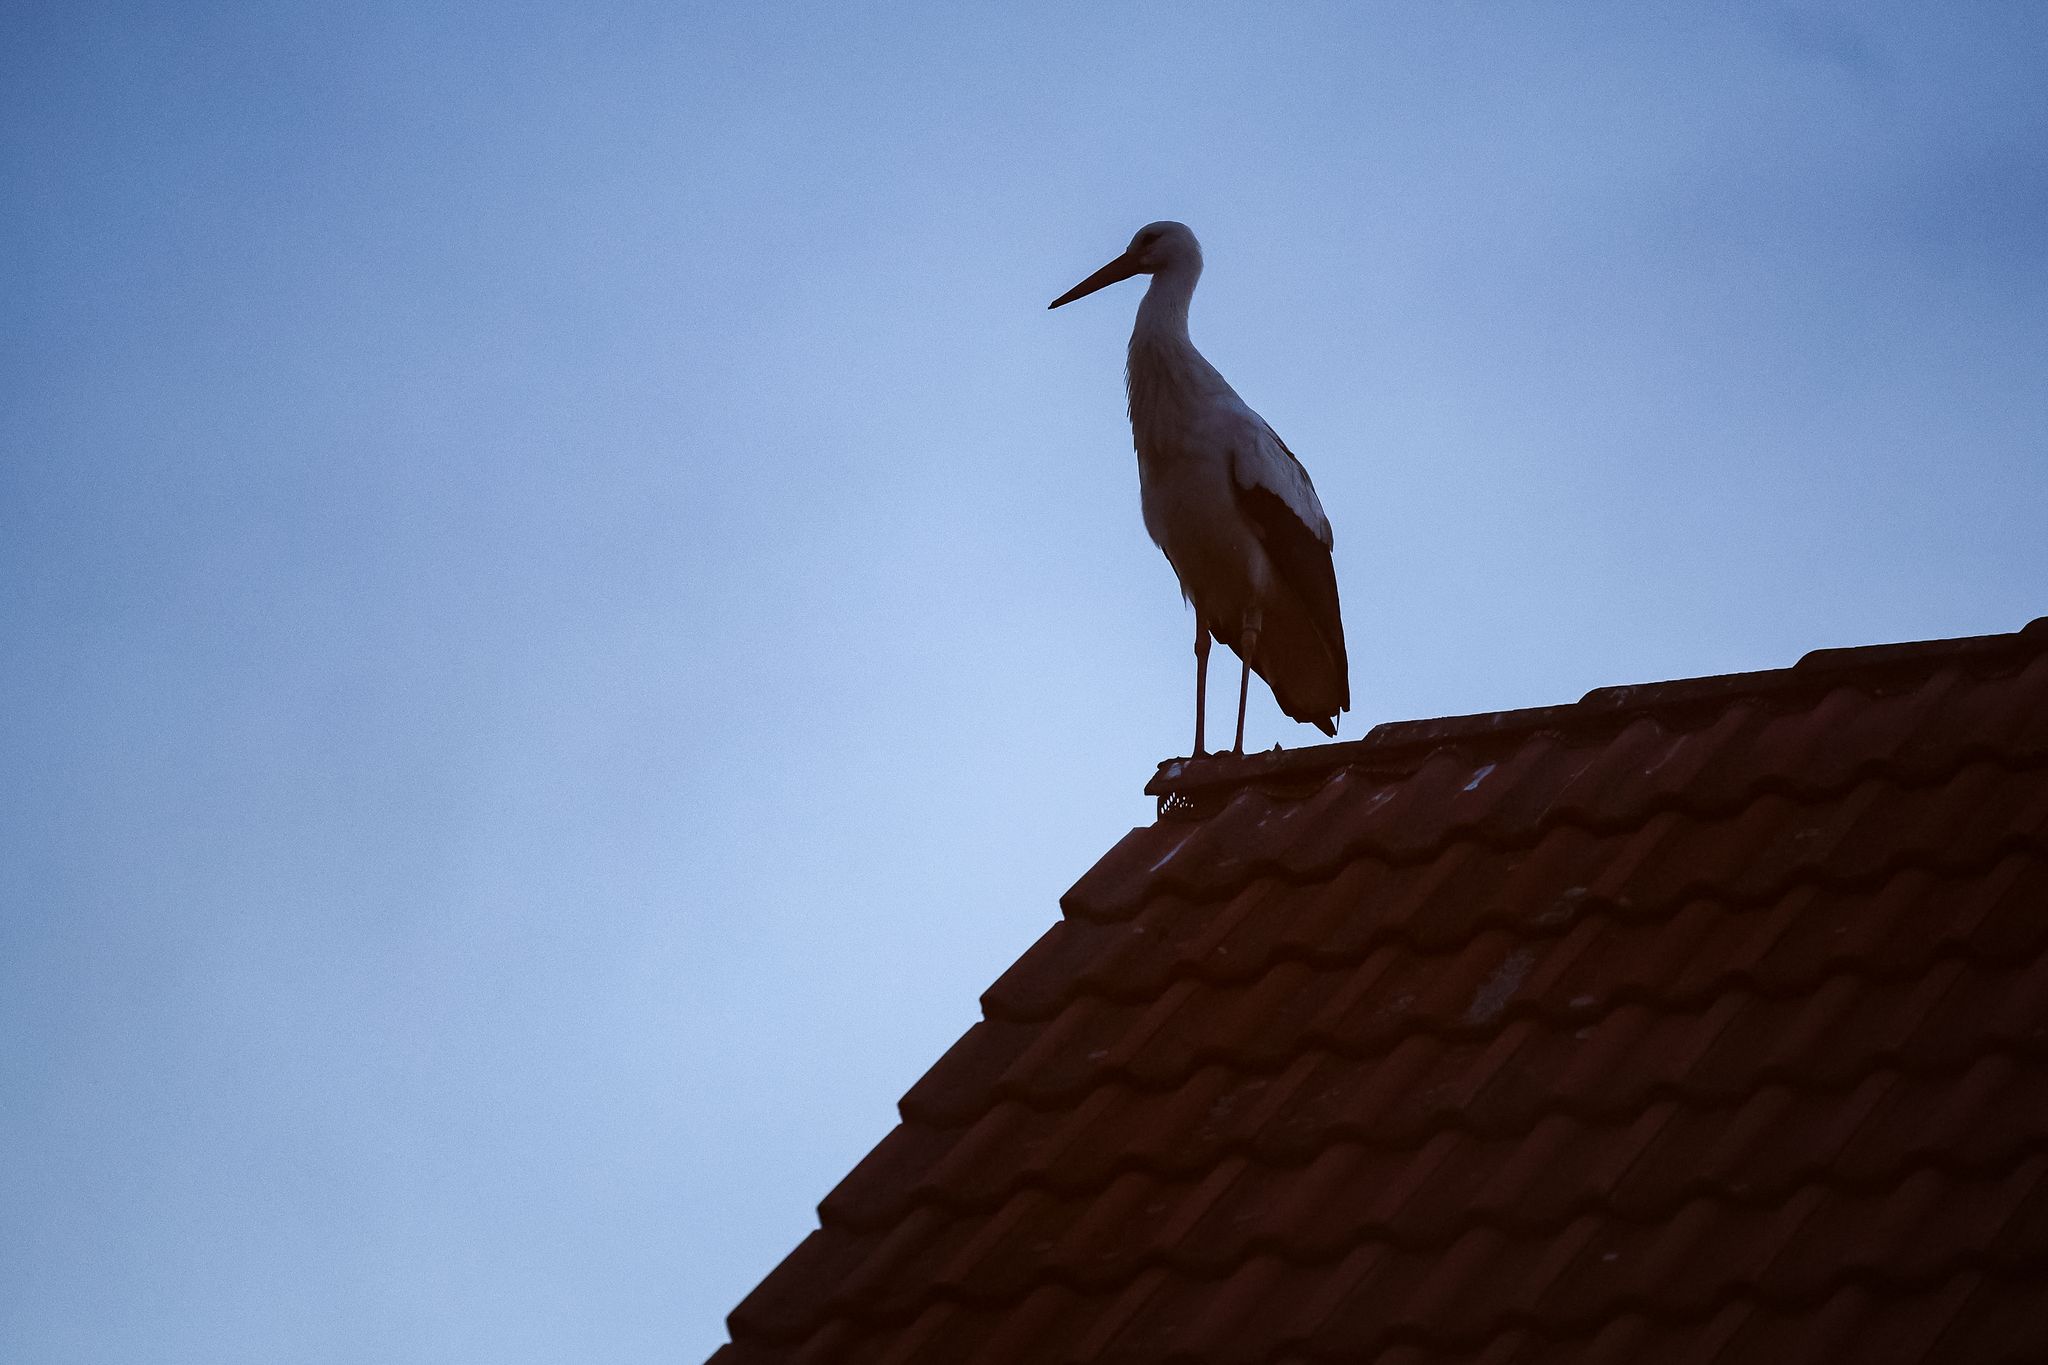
1246, 597, 1349, 740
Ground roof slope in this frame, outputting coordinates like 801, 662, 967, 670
711, 618, 2048, 1365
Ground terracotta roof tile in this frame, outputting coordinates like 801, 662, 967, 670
711, 617, 2048, 1364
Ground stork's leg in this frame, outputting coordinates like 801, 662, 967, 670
1192, 621, 1212, 758
1233, 623, 1260, 755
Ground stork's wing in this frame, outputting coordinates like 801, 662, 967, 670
1230, 418, 1349, 711
1234, 418, 1331, 547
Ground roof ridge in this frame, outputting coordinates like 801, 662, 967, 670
1100, 742, 2048, 924
1146, 615, 2048, 805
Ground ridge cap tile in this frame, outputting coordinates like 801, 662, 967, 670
1147, 614, 2047, 804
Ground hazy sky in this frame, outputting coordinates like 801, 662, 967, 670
4, 3, 2044, 1361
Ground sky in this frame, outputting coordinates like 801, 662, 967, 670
2, 2, 2044, 1360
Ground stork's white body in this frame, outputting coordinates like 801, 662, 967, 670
1052, 221, 1348, 753
1128, 278, 1303, 646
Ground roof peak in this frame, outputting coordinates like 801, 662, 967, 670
1148, 615, 2048, 810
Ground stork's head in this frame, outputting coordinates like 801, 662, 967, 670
1049, 221, 1202, 309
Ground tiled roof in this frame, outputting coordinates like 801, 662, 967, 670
710, 617, 2048, 1364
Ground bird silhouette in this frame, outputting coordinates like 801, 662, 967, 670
1052, 221, 1349, 756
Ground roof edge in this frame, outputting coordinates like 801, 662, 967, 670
1146, 615, 2048, 803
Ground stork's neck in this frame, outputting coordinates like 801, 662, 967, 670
1131, 262, 1200, 352
1125, 262, 1221, 450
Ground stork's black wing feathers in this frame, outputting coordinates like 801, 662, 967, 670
1228, 420, 1350, 730
1234, 480, 1350, 683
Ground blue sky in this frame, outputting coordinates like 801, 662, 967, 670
3, 3, 2044, 1360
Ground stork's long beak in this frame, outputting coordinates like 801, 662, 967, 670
1048, 250, 1142, 309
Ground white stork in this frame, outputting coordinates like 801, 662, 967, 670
1051, 220, 1349, 756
